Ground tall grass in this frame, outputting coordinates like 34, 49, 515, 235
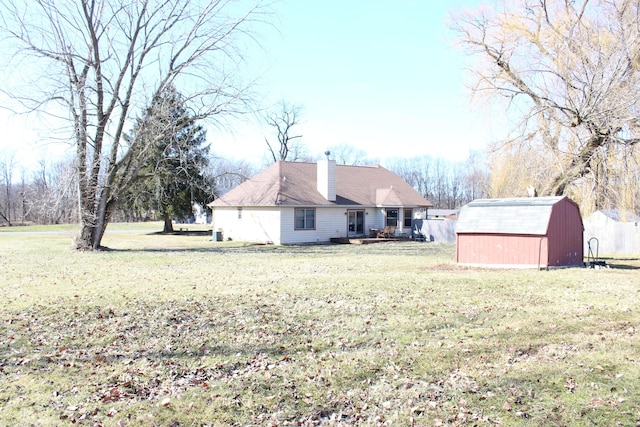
1, 230, 639, 426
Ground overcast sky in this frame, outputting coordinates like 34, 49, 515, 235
0, 0, 501, 172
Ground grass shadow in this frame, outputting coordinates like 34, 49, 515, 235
597, 257, 640, 270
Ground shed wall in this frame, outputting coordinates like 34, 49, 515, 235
456, 234, 549, 268
456, 196, 584, 268
547, 200, 584, 266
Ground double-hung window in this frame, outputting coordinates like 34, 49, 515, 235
386, 208, 398, 227
295, 208, 315, 230
404, 208, 412, 227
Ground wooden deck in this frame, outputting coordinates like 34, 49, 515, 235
330, 236, 413, 245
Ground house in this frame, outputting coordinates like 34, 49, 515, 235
455, 196, 584, 268
208, 160, 433, 244
583, 210, 640, 255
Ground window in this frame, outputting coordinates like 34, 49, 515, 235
386, 209, 398, 227
295, 208, 315, 230
237, 207, 243, 219
404, 209, 413, 227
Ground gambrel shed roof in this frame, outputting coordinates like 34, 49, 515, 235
456, 196, 569, 235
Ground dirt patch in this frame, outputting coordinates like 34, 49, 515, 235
421, 263, 488, 271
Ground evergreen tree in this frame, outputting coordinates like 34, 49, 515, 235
123, 85, 212, 232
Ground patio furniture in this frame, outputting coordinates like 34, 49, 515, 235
377, 225, 396, 238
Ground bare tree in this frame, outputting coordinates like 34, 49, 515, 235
386, 154, 486, 208
264, 101, 307, 163
451, 0, 640, 211
21, 157, 78, 225
432, 158, 450, 208
386, 156, 432, 199
487, 141, 552, 198
0, 151, 15, 225
0, 0, 270, 249
327, 144, 374, 166
206, 156, 255, 197
463, 149, 489, 202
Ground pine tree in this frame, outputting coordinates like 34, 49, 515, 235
123, 85, 212, 232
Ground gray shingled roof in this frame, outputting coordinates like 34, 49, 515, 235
209, 161, 433, 208
456, 196, 566, 235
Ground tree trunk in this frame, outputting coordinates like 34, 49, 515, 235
0, 210, 11, 226
77, 214, 108, 250
163, 212, 174, 233
76, 186, 112, 251
547, 134, 605, 196
77, 222, 100, 251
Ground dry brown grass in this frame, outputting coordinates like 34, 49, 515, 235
1, 229, 639, 426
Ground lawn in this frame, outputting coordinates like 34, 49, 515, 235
1, 228, 639, 426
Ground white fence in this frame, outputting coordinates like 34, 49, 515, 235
584, 221, 640, 255
415, 219, 457, 243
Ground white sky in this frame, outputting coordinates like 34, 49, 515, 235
0, 0, 502, 173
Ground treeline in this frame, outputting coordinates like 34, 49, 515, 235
385, 151, 489, 210
0, 149, 489, 227
0, 158, 78, 226
0, 155, 254, 226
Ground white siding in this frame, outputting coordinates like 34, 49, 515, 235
214, 206, 399, 244
212, 207, 281, 244
280, 207, 347, 244
370, 209, 386, 233
367, 208, 424, 237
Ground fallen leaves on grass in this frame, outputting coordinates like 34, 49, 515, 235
3, 239, 640, 427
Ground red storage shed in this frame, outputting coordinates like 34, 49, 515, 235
456, 196, 584, 268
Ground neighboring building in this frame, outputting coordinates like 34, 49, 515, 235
456, 196, 584, 268
208, 160, 432, 244
427, 209, 459, 220
583, 210, 640, 255
192, 202, 209, 224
